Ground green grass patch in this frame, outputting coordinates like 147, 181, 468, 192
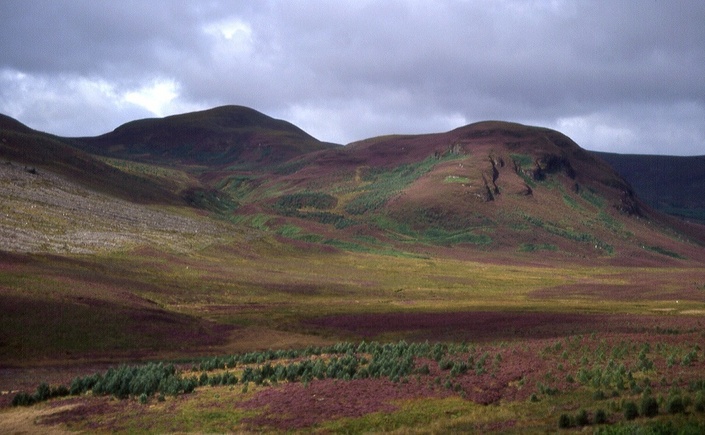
522, 214, 614, 254
643, 245, 686, 259
518, 243, 558, 252
249, 214, 271, 231
510, 153, 533, 169
345, 155, 462, 215
275, 192, 337, 210
275, 224, 325, 243
275, 224, 302, 238
580, 188, 606, 209
563, 194, 583, 211
597, 211, 626, 234
423, 228, 492, 246
444, 175, 471, 184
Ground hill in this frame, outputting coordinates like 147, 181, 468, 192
2, 109, 704, 261
0, 114, 187, 205
221, 120, 705, 262
594, 151, 705, 224
70, 105, 339, 167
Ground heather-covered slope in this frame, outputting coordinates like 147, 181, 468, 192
239, 121, 705, 263
3, 107, 704, 262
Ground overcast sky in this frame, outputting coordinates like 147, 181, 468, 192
1, 1, 704, 155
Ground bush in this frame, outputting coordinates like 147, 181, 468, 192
640, 394, 659, 417
695, 391, 705, 413
138, 393, 148, 404
11, 392, 35, 407
35, 383, 50, 402
575, 409, 589, 426
666, 395, 686, 414
558, 413, 572, 428
594, 409, 607, 424
623, 401, 638, 420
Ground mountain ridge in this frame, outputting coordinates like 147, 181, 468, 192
2, 107, 704, 262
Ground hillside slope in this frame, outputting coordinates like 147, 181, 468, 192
2, 108, 704, 264
0, 114, 189, 206
229, 120, 705, 263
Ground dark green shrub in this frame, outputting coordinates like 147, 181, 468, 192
35, 383, 50, 402
623, 401, 638, 420
575, 409, 589, 426
138, 393, 148, 404
438, 358, 453, 371
640, 394, 659, 417
11, 392, 35, 407
416, 364, 430, 375
594, 409, 607, 424
450, 361, 468, 377
666, 395, 685, 414
593, 389, 606, 400
695, 391, 705, 413
198, 372, 209, 386
558, 413, 572, 428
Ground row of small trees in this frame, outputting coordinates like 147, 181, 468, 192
12, 363, 196, 406
13, 341, 475, 406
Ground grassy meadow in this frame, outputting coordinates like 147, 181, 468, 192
2, 230, 705, 432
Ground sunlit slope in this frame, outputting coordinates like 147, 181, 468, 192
235, 121, 705, 262
0, 114, 188, 205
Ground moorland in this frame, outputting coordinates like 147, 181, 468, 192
1, 106, 705, 433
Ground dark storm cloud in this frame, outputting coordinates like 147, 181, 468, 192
1, 1, 703, 154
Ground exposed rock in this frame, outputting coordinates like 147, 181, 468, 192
448, 142, 464, 155
532, 154, 576, 180
519, 183, 533, 196
482, 175, 495, 202
488, 155, 501, 194
617, 188, 641, 216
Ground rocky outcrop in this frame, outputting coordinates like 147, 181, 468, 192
532, 154, 576, 181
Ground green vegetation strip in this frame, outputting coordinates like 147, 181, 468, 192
12, 341, 471, 406
345, 155, 462, 215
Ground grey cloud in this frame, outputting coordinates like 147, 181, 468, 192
1, 0, 703, 154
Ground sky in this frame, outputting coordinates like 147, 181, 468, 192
1, 1, 704, 155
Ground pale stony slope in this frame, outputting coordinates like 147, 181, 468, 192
0, 162, 227, 254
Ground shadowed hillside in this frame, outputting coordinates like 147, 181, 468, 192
71, 105, 340, 167
594, 152, 705, 224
